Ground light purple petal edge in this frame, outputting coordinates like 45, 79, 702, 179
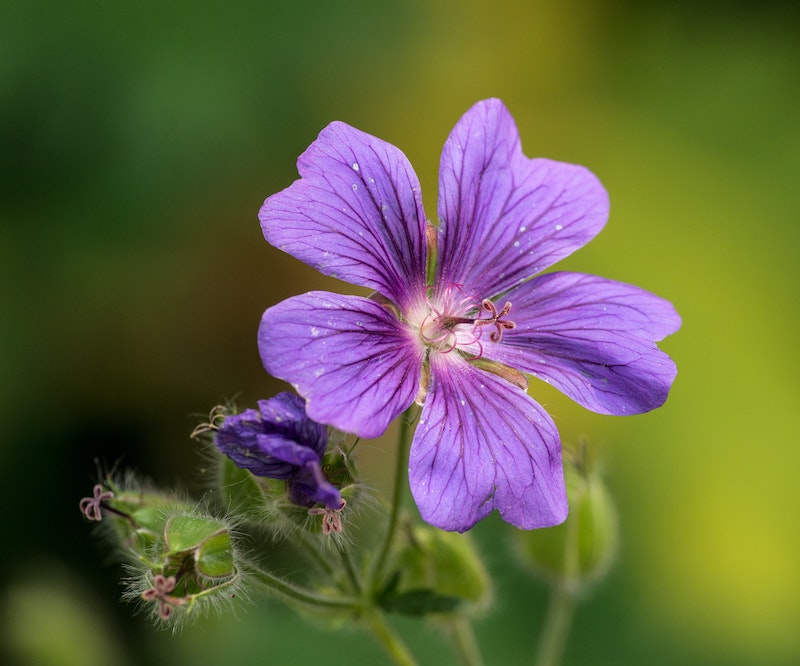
484, 272, 681, 415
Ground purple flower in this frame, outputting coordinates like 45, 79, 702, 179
258, 99, 680, 532
215, 392, 343, 510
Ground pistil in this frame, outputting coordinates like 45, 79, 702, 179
474, 299, 516, 343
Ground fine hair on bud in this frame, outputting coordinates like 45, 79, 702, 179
118, 502, 252, 631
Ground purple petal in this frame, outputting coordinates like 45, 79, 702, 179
260, 121, 428, 311
257, 434, 321, 469
257, 393, 328, 458
408, 352, 567, 532
259, 291, 423, 438
289, 459, 344, 510
484, 272, 681, 415
436, 98, 608, 300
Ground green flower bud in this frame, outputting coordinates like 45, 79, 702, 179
163, 515, 235, 578
320, 443, 359, 491
513, 443, 617, 588
382, 524, 492, 616
80, 475, 246, 627
125, 506, 245, 627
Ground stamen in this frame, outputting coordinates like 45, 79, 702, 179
190, 404, 228, 440
416, 292, 514, 353
308, 499, 346, 535
419, 313, 459, 352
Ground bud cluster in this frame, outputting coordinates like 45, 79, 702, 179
80, 397, 619, 666
80, 478, 245, 627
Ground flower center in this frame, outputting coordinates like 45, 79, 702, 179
417, 297, 516, 353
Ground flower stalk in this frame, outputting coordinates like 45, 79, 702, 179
366, 611, 419, 666
446, 616, 484, 666
535, 485, 581, 666
250, 569, 357, 611
368, 407, 415, 593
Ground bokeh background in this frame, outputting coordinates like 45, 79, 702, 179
2, 1, 798, 664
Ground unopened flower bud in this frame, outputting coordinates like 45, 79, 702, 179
210, 394, 367, 543
126, 507, 245, 627
513, 442, 617, 588
214, 393, 344, 510
383, 525, 492, 616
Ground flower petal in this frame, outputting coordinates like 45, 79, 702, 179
436, 98, 608, 300
289, 460, 344, 510
260, 121, 428, 311
259, 292, 423, 438
484, 272, 681, 415
257, 434, 322, 470
408, 352, 567, 532
257, 393, 328, 458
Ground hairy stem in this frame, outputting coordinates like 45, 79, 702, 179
250, 569, 356, 610
337, 539, 363, 595
368, 408, 415, 591
293, 528, 339, 579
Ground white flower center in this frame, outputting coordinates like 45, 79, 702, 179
411, 292, 516, 355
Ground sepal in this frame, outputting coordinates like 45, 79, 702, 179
123, 504, 246, 628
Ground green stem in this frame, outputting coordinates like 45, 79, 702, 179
367, 611, 418, 666
251, 569, 356, 610
535, 494, 581, 666
535, 580, 577, 666
368, 408, 415, 591
293, 528, 339, 579
446, 616, 484, 666
337, 539, 363, 595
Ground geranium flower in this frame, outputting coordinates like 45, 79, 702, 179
215, 392, 343, 510
258, 99, 680, 532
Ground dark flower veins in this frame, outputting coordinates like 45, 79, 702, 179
258, 98, 680, 532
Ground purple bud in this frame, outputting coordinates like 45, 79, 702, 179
215, 392, 343, 510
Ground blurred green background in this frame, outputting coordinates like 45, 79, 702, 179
2, 1, 798, 664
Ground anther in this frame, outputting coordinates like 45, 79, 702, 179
308, 499, 346, 535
